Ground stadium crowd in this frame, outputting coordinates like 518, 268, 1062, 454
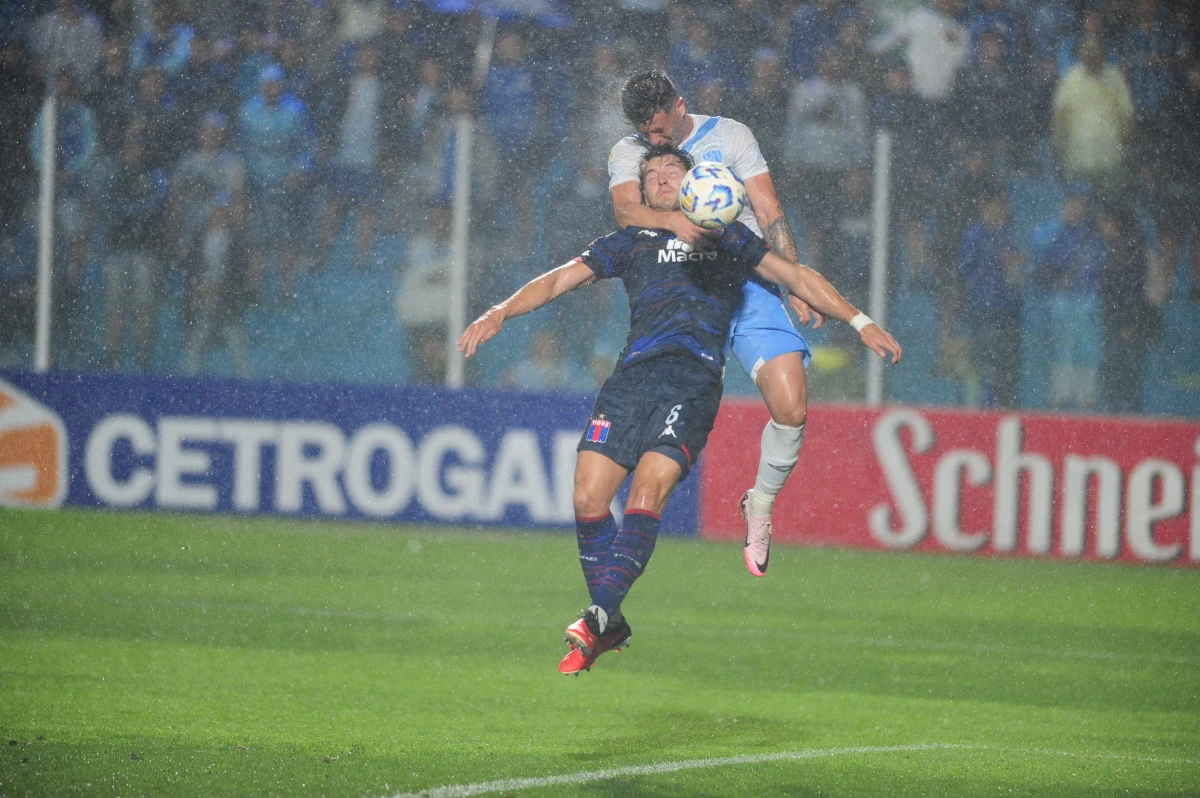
0, 0, 1197, 415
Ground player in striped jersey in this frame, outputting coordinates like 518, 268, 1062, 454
460, 145, 901, 673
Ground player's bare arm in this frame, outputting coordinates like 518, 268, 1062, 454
756, 251, 903, 364
611, 180, 710, 247
743, 172, 824, 329
458, 260, 596, 358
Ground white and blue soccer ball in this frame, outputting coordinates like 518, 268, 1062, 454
679, 161, 748, 231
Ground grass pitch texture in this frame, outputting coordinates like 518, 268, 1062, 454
1, 509, 1197, 796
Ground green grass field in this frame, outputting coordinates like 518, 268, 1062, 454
1, 508, 1198, 797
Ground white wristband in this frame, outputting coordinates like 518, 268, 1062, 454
849, 313, 873, 332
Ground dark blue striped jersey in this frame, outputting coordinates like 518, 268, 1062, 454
578, 222, 769, 374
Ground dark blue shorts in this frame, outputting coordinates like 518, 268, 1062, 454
578, 353, 723, 479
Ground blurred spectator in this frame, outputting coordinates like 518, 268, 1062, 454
783, 48, 869, 268
317, 44, 384, 269
1031, 0, 1076, 69
724, 0, 773, 83
175, 33, 237, 124
1096, 200, 1163, 414
0, 41, 41, 239
502, 327, 590, 392
578, 40, 627, 186
375, 1, 422, 156
1117, 0, 1184, 124
725, 48, 789, 170
233, 30, 277, 101
130, 67, 187, 172
377, 3, 420, 88
691, 78, 725, 116
788, 0, 860, 80
1037, 189, 1104, 410
398, 203, 451, 385
835, 17, 875, 90
168, 113, 249, 373
1056, 9, 1107, 76
276, 37, 317, 108
0, 225, 36, 367
953, 29, 1032, 167
338, 0, 387, 43
478, 30, 541, 258
409, 55, 447, 151
667, 18, 733, 100
615, 0, 670, 59
967, 0, 1022, 70
298, 0, 342, 89
825, 167, 872, 308
89, 33, 134, 154
957, 187, 1024, 408
872, 60, 937, 283
1146, 57, 1200, 301
869, 0, 969, 104
238, 64, 317, 298
101, 125, 168, 372
29, 0, 103, 89
933, 146, 994, 320
419, 83, 498, 216
1052, 36, 1134, 198
129, 1, 195, 77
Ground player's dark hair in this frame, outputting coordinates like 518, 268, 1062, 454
621, 70, 681, 127
637, 144, 693, 184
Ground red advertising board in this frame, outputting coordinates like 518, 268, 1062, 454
702, 401, 1200, 566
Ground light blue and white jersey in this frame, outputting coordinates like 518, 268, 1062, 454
608, 114, 770, 236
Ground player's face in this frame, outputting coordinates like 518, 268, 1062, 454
636, 98, 688, 147
641, 155, 687, 212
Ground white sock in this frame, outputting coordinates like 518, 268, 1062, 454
750, 420, 805, 517
587, 604, 609, 634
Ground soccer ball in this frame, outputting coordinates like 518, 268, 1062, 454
679, 162, 748, 231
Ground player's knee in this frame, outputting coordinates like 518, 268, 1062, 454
573, 487, 611, 520
770, 405, 807, 429
626, 480, 671, 516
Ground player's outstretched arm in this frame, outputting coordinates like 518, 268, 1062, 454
458, 260, 596, 358
611, 181, 711, 248
755, 251, 903, 364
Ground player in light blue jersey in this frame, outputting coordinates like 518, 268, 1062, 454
609, 70, 862, 576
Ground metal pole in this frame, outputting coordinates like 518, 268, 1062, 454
35, 94, 57, 373
444, 13, 498, 390
867, 131, 892, 407
445, 114, 472, 390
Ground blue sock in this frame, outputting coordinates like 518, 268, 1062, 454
593, 509, 660, 619
576, 512, 618, 602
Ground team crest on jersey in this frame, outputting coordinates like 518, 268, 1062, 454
586, 418, 611, 443
703, 148, 723, 163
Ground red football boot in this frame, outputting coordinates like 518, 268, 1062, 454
559, 617, 633, 675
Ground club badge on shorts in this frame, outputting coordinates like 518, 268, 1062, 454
586, 418, 611, 443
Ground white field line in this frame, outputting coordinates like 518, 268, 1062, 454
385, 744, 1200, 798
73, 595, 1200, 667
384, 743, 966, 798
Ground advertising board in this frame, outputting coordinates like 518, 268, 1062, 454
702, 401, 1200, 566
0, 371, 700, 535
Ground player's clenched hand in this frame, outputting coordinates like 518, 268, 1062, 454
458, 307, 506, 358
667, 212, 715, 249
860, 324, 903, 365
788, 294, 825, 328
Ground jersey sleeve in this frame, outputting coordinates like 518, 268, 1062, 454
720, 118, 770, 180
578, 230, 632, 279
607, 136, 646, 189
718, 222, 770, 270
